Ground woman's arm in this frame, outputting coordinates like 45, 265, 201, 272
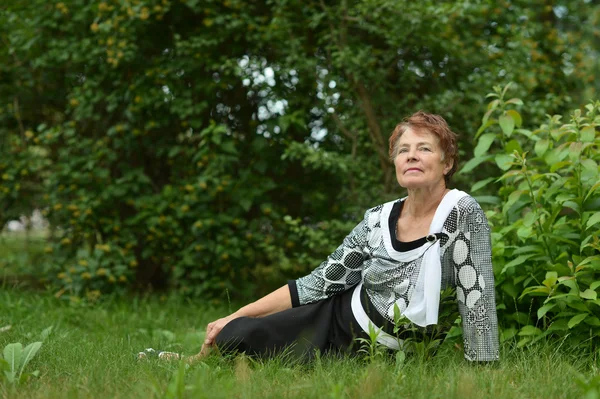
232, 284, 292, 318
453, 197, 500, 362
293, 208, 372, 306
201, 284, 292, 353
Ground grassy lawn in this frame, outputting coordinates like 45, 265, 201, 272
0, 288, 598, 399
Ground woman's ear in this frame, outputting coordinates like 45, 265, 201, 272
443, 160, 453, 175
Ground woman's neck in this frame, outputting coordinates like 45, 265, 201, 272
403, 185, 450, 218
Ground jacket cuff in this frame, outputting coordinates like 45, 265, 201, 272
287, 280, 300, 308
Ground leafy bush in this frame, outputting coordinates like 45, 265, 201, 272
1, 1, 598, 302
462, 84, 600, 347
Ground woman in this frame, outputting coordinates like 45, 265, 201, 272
151, 111, 499, 362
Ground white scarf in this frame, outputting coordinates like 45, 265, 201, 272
398, 189, 467, 326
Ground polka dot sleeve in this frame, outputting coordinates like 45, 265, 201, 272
453, 197, 500, 361
293, 210, 370, 306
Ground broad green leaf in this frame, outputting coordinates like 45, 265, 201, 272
500, 328, 517, 342
40, 326, 53, 341
576, 255, 600, 272
501, 82, 514, 97
508, 144, 526, 160
393, 303, 401, 325
568, 142, 582, 162
580, 289, 597, 300
475, 119, 496, 139
545, 271, 558, 280
506, 110, 522, 127
512, 245, 544, 255
544, 233, 579, 247
567, 313, 588, 329
542, 276, 557, 289
501, 254, 535, 274
220, 141, 237, 155
590, 281, 600, 291
518, 325, 542, 336
580, 126, 596, 142
566, 300, 589, 313
534, 139, 550, 157
516, 225, 534, 241
497, 170, 521, 182
470, 177, 495, 192
499, 114, 515, 137
505, 98, 524, 106
581, 159, 598, 176
537, 303, 555, 319
487, 99, 500, 111
474, 133, 496, 157
584, 316, 600, 326
504, 189, 527, 211
584, 181, 600, 201
548, 319, 569, 331
19, 342, 42, 378
522, 211, 536, 227
239, 199, 252, 212
473, 195, 501, 205
459, 155, 493, 174
514, 128, 533, 138
3, 343, 23, 374
563, 201, 580, 214
559, 279, 579, 293
550, 161, 571, 173
494, 153, 513, 171
586, 212, 600, 230
481, 109, 495, 127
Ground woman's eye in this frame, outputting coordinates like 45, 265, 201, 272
398, 148, 408, 153
420, 147, 431, 152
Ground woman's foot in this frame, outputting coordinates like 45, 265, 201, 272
137, 348, 181, 361
137, 348, 205, 363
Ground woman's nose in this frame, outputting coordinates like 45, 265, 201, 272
407, 148, 418, 161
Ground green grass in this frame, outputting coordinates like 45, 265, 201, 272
0, 288, 598, 399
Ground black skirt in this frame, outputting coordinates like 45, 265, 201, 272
215, 286, 369, 360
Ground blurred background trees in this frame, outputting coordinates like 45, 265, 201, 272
0, 0, 598, 305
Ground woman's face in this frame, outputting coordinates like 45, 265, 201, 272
393, 128, 452, 190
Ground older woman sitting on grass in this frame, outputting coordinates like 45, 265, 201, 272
141, 111, 499, 363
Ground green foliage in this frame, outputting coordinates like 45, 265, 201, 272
1, 0, 599, 300
392, 287, 461, 361
356, 323, 389, 363
0, 341, 42, 385
464, 84, 600, 346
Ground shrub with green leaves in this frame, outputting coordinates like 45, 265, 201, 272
462, 84, 600, 347
2, 1, 598, 302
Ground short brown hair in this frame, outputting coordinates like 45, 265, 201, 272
388, 111, 459, 185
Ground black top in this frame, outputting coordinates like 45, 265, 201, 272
388, 200, 428, 252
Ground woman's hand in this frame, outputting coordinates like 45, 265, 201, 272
200, 314, 240, 355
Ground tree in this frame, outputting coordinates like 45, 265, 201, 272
0, 0, 598, 299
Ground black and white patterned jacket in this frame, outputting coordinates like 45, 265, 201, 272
292, 194, 499, 361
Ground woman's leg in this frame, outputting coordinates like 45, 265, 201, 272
215, 298, 336, 360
